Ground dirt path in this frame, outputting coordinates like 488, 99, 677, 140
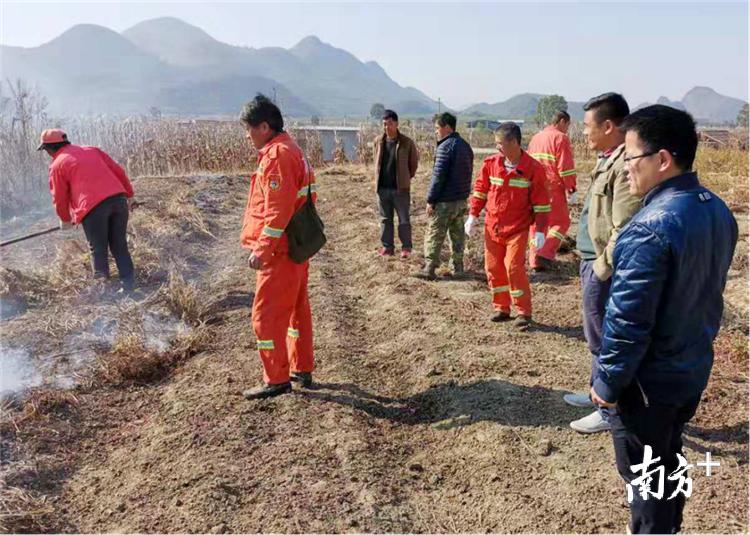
2, 165, 747, 533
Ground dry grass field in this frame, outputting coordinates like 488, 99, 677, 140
0, 126, 747, 532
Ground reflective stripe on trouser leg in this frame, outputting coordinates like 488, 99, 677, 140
252, 255, 307, 384
537, 185, 572, 260
484, 229, 511, 312
504, 229, 532, 316
288, 262, 314, 374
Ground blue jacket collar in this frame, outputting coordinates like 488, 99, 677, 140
643, 172, 700, 206
437, 131, 459, 146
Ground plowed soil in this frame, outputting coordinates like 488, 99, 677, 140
1, 163, 747, 533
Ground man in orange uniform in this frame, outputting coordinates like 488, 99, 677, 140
465, 123, 550, 330
239, 94, 317, 400
528, 110, 577, 271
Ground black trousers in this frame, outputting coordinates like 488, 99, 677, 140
377, 188, 412, 250
610, 383, 701, 534
81, 194, 135, 287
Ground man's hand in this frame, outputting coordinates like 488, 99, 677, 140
59, 219, 74, 230
426, 204, 435, 217
590, 386, 616, 408
464, 215, 478, 237
534, 231, 545, 250
248, 253, 263, 270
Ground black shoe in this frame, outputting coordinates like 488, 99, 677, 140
532, 257, 554, 272
491, 310, 511, 322
243, 382, 292, 400
514, 315, 532, 331
290, 371, 313, 388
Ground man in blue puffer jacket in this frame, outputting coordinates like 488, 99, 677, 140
419, 112, 474, 279
590, 105, 738, 534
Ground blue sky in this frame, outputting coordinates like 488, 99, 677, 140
1, 1, 747, 109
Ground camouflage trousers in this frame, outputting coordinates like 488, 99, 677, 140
423, 200, 468, 270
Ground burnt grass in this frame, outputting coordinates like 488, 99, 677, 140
0, 165, 747, 533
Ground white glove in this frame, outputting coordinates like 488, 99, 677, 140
534, 231, 545, 250
567, 191, 578, 205
464, 215, 478, 237
59, 219, 74, 230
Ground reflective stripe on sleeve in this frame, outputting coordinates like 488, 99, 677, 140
262, 226, 284, 238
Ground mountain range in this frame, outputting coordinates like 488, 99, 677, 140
462, 87, 746, 125
1, 17, 745, 124
0, 17, 437, 117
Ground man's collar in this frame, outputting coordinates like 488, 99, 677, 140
643, 172, 700, 205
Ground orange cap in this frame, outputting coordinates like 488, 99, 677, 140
37, 128, 68, 150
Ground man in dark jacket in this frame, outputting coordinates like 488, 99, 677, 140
419, 112, 474, 279
590, 105, 738, 534
373, 109, 419, 258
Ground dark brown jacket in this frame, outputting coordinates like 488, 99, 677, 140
373, 131, 418, 192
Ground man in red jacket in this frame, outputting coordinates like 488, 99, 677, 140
465, 123, 550, 330
39, 129, 136, 291
528, 110, 577, 271
240, 94, 317, 400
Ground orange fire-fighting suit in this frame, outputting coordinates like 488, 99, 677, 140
527, 125, 577, 268
470, 151, 550, 316
240, 132, 318, 385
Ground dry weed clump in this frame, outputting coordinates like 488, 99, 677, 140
694, 146, 749, 208
44, 240, 91, 294
95, 322, 211, 386
0, 482, 54, 534
165, 195, 215, 237
164, 270, 202, 325
0, 267, 50, 304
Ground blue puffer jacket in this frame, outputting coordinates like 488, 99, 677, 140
426, 132, 474, 204
593, 172, 738, 407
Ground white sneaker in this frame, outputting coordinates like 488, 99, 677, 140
563, 392, 595, 408
570, 410, 611, 434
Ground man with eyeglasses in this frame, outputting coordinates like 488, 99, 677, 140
564, 93, 642, 434
590, 105, 737, 534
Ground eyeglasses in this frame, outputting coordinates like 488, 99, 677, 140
623, 151, 659, 164
623, 149, 678, 164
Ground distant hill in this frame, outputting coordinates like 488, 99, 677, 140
466, 88, 746, 125
0, 17, 439, 117
680, 86, 745, 124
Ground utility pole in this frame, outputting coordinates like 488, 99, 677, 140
438, 98, 442, 114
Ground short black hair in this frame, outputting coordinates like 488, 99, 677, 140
240, 93, 284, 132
495, 122, 522, 144
44, 140, 71, 153
620, 104, 698, 171
552, 110, 570, 124
434, 112, 457, 131
382, 109, 398, 122
583, 92, 630, 126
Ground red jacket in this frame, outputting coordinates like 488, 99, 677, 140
48, 145, 134, 224
469, 151, 550, 239
528, 125, 577, 191
240, 132, 317, 263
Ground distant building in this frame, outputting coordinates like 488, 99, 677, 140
697, 129, 732, 148
293, 126, 361, 162
466, 119, 525, 131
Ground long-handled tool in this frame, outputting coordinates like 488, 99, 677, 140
0, 226, 60, 247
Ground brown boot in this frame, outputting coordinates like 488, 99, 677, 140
415, 265, 437, 280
